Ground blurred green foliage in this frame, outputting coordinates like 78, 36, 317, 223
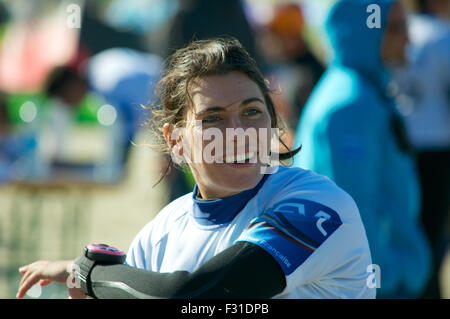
5, 92, 106, 125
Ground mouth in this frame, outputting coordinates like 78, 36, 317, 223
223, 151, 257, 165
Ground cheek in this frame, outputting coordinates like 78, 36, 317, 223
188, 160, 228, 190
179, 125, 202, 162
255, 116, 273, 149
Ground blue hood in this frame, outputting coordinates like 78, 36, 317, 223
325, 0, 394, 90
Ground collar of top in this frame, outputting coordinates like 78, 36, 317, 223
191, 174, 269, 226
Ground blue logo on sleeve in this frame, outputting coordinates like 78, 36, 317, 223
242, 199, 343, 275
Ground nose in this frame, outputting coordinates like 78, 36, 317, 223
226, 113, 244, 130
223, 115, 251, 155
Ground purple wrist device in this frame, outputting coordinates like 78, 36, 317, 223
84, 243, 126, 264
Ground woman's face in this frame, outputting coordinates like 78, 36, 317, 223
171, 71, 273, 199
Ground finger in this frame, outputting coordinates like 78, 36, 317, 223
17, 275, 31, 299
18, 261, 46, 288
18, 263, 37, 275
18, 265, 38, 291
18, 270, 33, 293
19, 261, 40, 273
17, 273, 41, 299
39, 279, 52, 286
18, 266, 27, 274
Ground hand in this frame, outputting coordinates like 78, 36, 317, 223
17, 260, 86, 299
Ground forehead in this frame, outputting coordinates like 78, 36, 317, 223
189, 71, 264, 111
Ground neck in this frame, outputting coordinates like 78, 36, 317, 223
195, 185, 243, 200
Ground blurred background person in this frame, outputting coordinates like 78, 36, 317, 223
85, 46, 193, 201
163, 0, 263, 68
41, 46, 163, 182
78, 1, 151, 56
389, 0, 450, 298
257, 3, 325, 133
86, 48, 163, 173
42, 66, 88, 166
293, 0, 431, 298
76, 1, 184, 191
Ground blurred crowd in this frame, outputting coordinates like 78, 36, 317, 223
0, 0, 448, 298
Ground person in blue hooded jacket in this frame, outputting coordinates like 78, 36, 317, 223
293, 0, 432, 298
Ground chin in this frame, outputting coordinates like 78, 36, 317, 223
194, 163, 264, 198
218, 165, 262, 191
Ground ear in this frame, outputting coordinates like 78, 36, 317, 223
163, 123, 184, 159
163, 123, 174, 148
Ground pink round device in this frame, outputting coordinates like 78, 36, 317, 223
85, 243, 126, 263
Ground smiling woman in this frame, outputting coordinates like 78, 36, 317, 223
17, 37, 375, 299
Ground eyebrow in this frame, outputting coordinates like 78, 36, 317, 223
195, 97, 265, 116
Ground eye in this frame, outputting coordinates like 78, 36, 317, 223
202, 114, 222, 124
243, 108, 262, 117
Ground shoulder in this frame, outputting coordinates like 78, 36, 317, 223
304, 67, 387, 126
126, 193, 194, 268
314, 67, 380, 101
239, 166, 372, 294
262, 166, 358, 222
131, 193, 193, 247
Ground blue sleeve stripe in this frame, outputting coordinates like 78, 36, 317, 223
248, 219, 316, 252
267, 212, 322, 248
237, 223, 314, 275
260, 213, 320, 250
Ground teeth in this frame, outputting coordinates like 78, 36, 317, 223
224, 152, 256, 163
